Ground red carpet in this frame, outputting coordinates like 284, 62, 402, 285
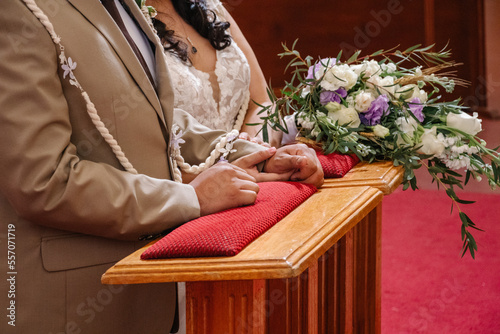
381, 189, 500, 333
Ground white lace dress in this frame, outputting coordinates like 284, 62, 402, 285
164, 0, 251, 132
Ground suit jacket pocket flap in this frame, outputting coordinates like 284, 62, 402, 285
41, 234, 136, 272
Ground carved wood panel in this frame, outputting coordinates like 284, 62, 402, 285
184, 205, 382, 334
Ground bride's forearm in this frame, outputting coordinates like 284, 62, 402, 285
241, 101, 283, 147
240, 101, 271, 137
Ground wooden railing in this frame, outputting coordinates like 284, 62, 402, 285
102, 162, 403, 333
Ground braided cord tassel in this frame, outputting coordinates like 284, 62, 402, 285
171, 125, 239, 179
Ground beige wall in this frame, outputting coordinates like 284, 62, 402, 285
485, 0, 500, 112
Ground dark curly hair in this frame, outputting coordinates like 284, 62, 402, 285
153, 0, 232, 63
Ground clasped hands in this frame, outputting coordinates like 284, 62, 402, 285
190, 144, 324, 216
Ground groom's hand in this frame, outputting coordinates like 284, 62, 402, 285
189, 162, 260, 216
264, 144, 324, 188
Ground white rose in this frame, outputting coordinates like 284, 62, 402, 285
394, 116, 419, 146
417, 127, 446, 157
324, 102, 342, 113
328, 106, 361, 128
354, 91, 375, 112
446, 112, 482, 136
367, 75, 396, 96
322, 64, 358, 91
373, 124, 390, 138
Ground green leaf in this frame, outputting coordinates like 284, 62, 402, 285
464, 170, 471, 186
347, 50, 362, 63
371, 49, 385, 57
336, 50, 343, 62
404, 44, 422, 53
459, 212, 471, 227
454, 198, 475, 205
262, 124, 269, 143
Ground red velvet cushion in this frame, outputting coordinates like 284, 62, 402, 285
317, 152, 359, 178
141, 182, 317, 259
140, 153, 358, 260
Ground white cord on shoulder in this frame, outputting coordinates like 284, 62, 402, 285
24, 0, 247, 183
22, 0, 138, 174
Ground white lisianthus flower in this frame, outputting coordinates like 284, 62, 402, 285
350, 63, 365, 76
446, 111, 482, 136
345, 95, 355, 108
310, 126, 321, 137
364, 60, 381, 77
381, 62, 397, 74
322, 64, 358, 91
301, 85, 311, 98
354, 91, 375, 112
367, 75, 396, 96
351, 60, 381, 77
328, 106, 361, 128
394, 116, 419, 146
396, 84, 417, 100
296, 112, 315, 130
409, 86, 428, 103
414, 66, 423, 77
373, 124, 390, 138
417, 127, 446, 157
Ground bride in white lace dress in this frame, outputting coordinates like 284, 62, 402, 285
149, 0, 279, 146
146, 2, 277, 332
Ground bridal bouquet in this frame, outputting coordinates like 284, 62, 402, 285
258, 41, 500, 258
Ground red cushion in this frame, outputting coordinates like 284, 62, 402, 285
317, 152, 359, 178
141, 182, 317, 259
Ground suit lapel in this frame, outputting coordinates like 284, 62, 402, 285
67, 0, 166, 125
120, 0, 176, 177
121, 0, 175, 130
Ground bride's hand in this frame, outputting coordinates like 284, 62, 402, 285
231, 147, 293, 182
264, 144, 324, 188
238, 132, 271, 148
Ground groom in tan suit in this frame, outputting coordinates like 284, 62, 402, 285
0, 0, 323, 333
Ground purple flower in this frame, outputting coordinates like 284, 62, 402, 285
306, 58, 336, 80
360, 94, 390, 126
408, 97, 425, 122
320, 88, 347, 105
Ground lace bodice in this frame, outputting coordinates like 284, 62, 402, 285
164, 0, 251, 132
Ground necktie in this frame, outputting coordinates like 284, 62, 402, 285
101, 0, 155, 86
